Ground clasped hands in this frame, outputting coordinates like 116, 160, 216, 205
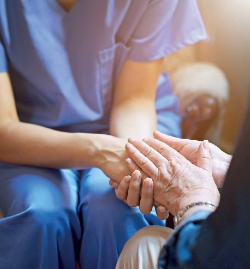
109, 131, 225, 220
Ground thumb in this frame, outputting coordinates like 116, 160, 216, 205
197, 140, 212, 174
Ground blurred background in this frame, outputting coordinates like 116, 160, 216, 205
196, 0, 250, 153
163, 0, 250, 155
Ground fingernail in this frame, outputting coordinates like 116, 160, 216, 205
159, 207, 166, 213
125, 175, 131, 182
133, 170, 141, 181
203, 140, 209, 150
126, 143, 133, 149
126, 158, 131, 164
133, 169, 141, 175
143, 178, 153, 189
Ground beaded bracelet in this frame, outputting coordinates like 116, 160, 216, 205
174, 201, 217, 228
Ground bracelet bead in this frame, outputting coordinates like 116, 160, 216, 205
174, 201, 217, 228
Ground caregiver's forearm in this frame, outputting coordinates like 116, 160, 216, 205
0, 120, 121, 169
110, 99, 157, 139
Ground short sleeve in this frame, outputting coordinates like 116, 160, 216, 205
0, 38, 8, 72
127, 0, 207, 62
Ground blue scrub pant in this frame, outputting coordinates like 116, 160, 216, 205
0, 163, 165, 269
0, 73, 181, 269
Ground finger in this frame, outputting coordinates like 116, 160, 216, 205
126, 142, 158, 180
126, 158, 148, 179
126, 157, 139, 172
197, 140, 212, 174
127, 170, 142, 207
115, 175, 131, 201
139, 178, 154, 214
142, 137, 184, 164
155, 205, 169, 220
153, 130, 188, 151
109, 179, 119, 189
154, 131, 201, 164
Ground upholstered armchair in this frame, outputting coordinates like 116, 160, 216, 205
163, 47, 229, 144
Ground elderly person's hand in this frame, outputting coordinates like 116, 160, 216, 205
113, 138, 220, 222
153, 131, 232, 188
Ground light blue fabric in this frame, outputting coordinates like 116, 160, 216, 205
0, 163, 164, 269
0, 0, 206, 133
78, 168, 164, 269
0, 0, 207, 268
0, 163, 81, 269
156, 73, 182, 137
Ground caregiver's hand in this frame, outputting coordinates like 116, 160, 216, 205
154, 131, 232, 188
110, 159, 169, 220
113, 169, 169, 220
120, 138, 220, 217
96, 135, 131, 183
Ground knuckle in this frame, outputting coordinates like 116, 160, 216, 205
158, 144, 166, 155
144, 147, 154, 159
138, 156, 147, 167
168, 156, 182, 171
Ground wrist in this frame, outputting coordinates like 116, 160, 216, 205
178, 189, 220, 212
84, 133, 107, 168
174, 201, 217, 228
70, 133, 103, 169
89, 134, 127, 169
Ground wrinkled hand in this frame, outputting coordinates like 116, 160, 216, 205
124, 138, 220, 216
154, 131, 232, 188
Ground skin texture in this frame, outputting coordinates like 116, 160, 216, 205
153, 131, 232, 188
110, 130, 229, 218
111, 138, 220, 221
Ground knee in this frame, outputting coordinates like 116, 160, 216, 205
116, 226, 173, 269
13, 187, 77, 231
29, 203, 69, 225
25, 191, 77, 230
122, 226, 173, 257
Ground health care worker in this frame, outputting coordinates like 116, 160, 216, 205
0, 1, 207, 268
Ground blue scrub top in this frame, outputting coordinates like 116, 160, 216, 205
0, 0, 207, 134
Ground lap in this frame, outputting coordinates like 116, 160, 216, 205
78, 167, 164, 226
0, 162, 79, 217
116, 226, 173, 269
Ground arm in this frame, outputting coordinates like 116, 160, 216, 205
0, 72, 129, 181
109, 58, 169, 218
110, 59, 163, 139
158, 210, 213, 269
